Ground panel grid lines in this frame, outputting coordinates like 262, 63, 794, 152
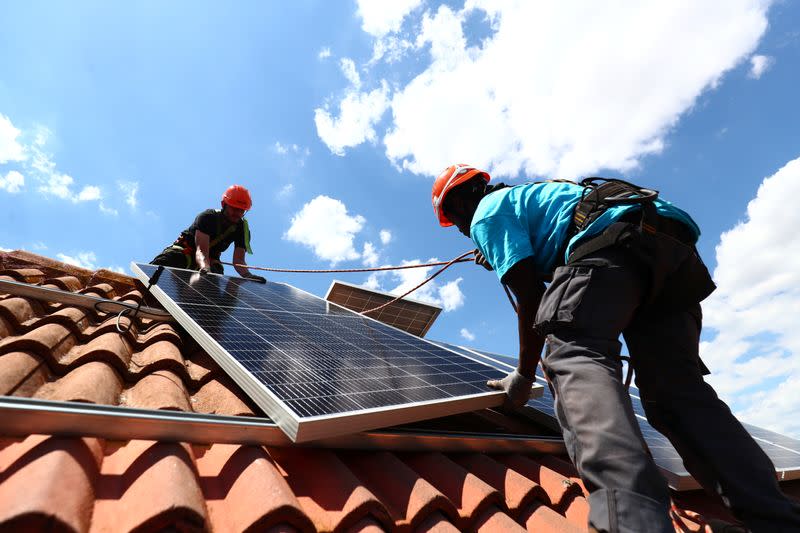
134, 264, 505, 432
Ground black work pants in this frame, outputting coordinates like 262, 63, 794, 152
151, 247, 224, 274
535, 237, 800, 532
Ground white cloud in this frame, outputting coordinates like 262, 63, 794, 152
0, 170, 25, 193
362, 241, 379, 267
369, 36, 414, 64
118, 181, 139, 209
106, 265, 127, 274
340, 58, 361, 88
278, 183, 295, 198
748, 54, 774, 79
0, 114, 26, 164
99, 202, 118, 216
700, 156, 800, 437
356, 0, 424, 37
315, 82, 391, 156
362, 272, 383, 291
77, 185, 101, 202
374, 258, 466, 312
285, 195, 366, 265
318, 47, 332, 60
333, 1, 770, 178
274, 141, 289, 154
379, 229, 392, 244
0, 245, 11, 252
56, 251, 98, 270
274, 141, 311, 166
30, 241, 47, 251
460, 328, 476, 342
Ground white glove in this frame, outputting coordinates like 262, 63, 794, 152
487, 369, 534, 408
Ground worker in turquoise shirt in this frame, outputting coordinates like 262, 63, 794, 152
432, 164, 800, 533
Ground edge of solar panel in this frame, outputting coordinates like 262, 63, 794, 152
131, 263, 531, 443
325, 280, 442, 338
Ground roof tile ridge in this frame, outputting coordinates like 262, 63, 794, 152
0, 322, 77, 362
59, 331, 133, 375
340, 450, 459, 531
0, 268, 46, 284
0, 296, 45, 330
35, 360, 124, 405
0, 435, 103, 533
519, 501, 587, 533
495, 454, 583, 510
399, 452, 503, 529
120, 368, 192, 412
19, 306, 91, 338
0, 350, 50, 397
470, 504, 527, 532
268, 447, 393, 533
194, 444, 316, 533
451, 453, 550, 518
79, 283, 116, 299
91, 440, 208, 532
41, 275, 83, 292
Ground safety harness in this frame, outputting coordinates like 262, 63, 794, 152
168, 213, 251, 268
564, 177, 660, 264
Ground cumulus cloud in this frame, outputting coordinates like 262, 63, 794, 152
356, 0, 424, 37
118, 181, 139, 209
370, 258, 466, 312
318, 47, 332, 60
340, 58, 361, 88
285, 195, 366, 265
748, 54, 774, 79
460, 328, 476, 341
277, 183, 295, 198
56, 251, 98, 270
328, 1, 770, 178
379, 229, 392, 244
0, 170, 25, 193
0, 114, 26, 164
315, 81, 390, 156
700, 156, 800, 437
362, 241, 379, 267
274, 141, 311, 165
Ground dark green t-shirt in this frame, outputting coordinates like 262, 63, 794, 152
179, 209, 251, 259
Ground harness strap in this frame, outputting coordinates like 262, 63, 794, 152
209, 221, 238, 251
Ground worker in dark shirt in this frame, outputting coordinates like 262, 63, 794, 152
151, 185, 265, 283
432, 164, 800, 533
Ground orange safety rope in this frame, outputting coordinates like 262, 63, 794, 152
219, 251, 477, 316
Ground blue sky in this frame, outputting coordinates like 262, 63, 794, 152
1, 1, 799, 437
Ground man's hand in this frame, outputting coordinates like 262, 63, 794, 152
487, 369, 534, 408
245, 274, 267, 284
198, 266, 209, 275
474, 249, 493, 271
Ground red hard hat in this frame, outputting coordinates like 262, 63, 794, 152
432, 164, 490, 227
222, 185, 252, 210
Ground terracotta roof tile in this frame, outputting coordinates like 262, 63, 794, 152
496, 455, 583, 509
196, 443, 315, 533
129, 339, 187, 376
60, 331, 132, 371
0, 296, 43, 328
451, 453, 548, 516
35, 361, 122, 405
269, 448, 392, 533
521, 502, 587, 533
92, 440, 207, 532
121, 369, 191, 411
0, 436, 102, 533
42, 275, 83, 292
0, 322, 77, 361
410, 511, 459, 533
473, 505, 527, 532
340, 450, 457, 530
0, 351, 49, 397
400, 452, 503, 528
192, 378, 256, 416
0, 268, 45, 283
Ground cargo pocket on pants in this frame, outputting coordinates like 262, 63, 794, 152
534, 265, 594, 335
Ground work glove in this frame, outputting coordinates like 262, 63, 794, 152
487, 369, 534, 408
474, 249, 493, 271
245, 274, 267, 284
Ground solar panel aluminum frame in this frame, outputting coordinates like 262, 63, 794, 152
131, 263, 541, 443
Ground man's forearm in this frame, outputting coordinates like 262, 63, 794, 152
517, 301, 544, 379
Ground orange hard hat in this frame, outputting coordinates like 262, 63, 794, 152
222, 185, 252, 211
432, 164, 490, 227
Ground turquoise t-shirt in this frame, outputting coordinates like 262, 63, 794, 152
469, 182, 700, 281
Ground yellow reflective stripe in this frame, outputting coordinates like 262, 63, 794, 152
243, 218, 252, 254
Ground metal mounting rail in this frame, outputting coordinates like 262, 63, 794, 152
0, 278, 174, 322
0, 396, 565, 454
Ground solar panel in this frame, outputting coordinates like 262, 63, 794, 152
436, 343, 800, 489
325, 280, 441, 337
132, 264, 543, 442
